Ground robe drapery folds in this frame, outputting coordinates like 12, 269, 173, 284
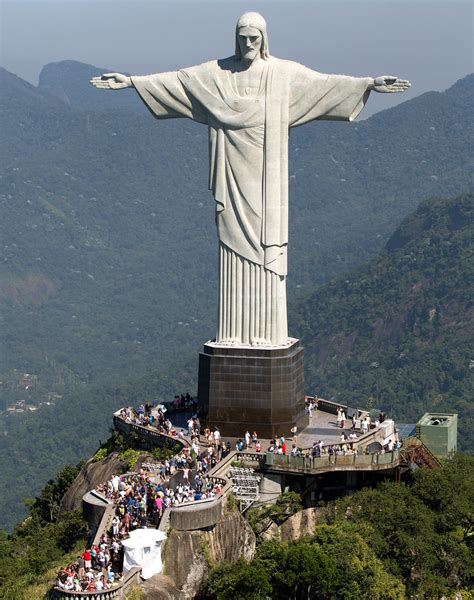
132, 57, 371, 345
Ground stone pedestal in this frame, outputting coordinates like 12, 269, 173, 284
198, 338, 308, 439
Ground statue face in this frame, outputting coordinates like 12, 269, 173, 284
237, 26, 263, 63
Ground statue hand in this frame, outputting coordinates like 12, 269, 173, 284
90, 73, 132, 90
372, 76, 411, 93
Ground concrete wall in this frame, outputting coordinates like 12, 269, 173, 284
82, 491, 111, 544
169, 498, 223, 531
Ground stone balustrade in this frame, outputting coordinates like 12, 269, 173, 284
52, 567, 141, 600
113, 412, 189, 450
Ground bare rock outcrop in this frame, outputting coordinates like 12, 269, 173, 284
59, 452, 127, 516
140, 574, 184, 600
279, 507, 318, 541
261, 508, 318, 542
161, 507, 256, 599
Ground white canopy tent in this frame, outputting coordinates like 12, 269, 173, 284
122, 528, 167, 579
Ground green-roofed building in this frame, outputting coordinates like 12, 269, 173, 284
416, 413, 458, 459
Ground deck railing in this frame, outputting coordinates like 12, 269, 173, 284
265, 449, 400, 473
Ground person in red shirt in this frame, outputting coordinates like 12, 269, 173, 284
82, 550, 91, 570
281, 441, 287, 455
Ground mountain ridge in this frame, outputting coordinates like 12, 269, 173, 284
294, 193, 473, 449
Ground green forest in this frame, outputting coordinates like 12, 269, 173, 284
201, 454, 474, 599
293, 194, 473, 450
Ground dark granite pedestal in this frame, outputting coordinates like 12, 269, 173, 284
198, 338, 308, 439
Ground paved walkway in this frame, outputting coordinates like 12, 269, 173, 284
298, 410, 351, 448
223, 409, 352, 451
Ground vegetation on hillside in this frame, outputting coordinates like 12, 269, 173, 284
0, 462, 87, 599
201, 455, 474, 599
293, 194, 473, 451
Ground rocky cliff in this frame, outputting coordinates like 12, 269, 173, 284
141, 506, 256, 600
261, 507, 319, 542
58, 452, 127, 516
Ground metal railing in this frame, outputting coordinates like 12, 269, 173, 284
264, 449, 400, 473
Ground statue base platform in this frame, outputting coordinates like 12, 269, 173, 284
198, 338, 308, 439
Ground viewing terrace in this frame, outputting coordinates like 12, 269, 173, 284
53, 397, 439, 599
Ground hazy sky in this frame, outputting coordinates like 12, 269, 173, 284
1, 0, 472, 117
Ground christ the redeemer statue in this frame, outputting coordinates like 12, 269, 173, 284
91, 12, 410, 347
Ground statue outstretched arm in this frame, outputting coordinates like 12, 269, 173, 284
90, 73, 133, 90
370, 76, 411, 93
90, 68, 208, 123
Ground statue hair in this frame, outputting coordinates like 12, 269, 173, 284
235, 12, 270, 60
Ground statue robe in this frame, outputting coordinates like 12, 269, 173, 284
132, 57, 371, 345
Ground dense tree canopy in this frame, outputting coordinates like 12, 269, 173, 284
202, 455, 474, 599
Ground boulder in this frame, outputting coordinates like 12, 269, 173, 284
162, 505, 256, 599
279, 507, 318, 541
260, 508, 319, 543
58, 452, 127, 516
140, 574, 184, 600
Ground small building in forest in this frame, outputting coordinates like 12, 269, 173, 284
416, 413, 458, 459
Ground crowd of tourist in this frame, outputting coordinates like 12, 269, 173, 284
57, 394, 398, 593
56, 396, 236, 594
55, 536, 123, 592
118, 404, 180, 437
172, 392, 198, 411
305, 396, 319, 417
56, 453, 226, 593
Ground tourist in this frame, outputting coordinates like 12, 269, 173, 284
82, 549, 91, 570
244, 430, 251, 448
187, 417, 194, 436
340, 409, 346, 428
291, 425, 297, 444
362, 417, 369, 434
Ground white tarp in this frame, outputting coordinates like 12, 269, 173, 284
122, 528, 167, 579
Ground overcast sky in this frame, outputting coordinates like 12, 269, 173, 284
1, 0, 472, 117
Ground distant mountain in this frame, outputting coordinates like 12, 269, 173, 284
293, 194, 473, 451
37, 60, 146, 112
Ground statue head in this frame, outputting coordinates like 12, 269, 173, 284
235, 12, 270, 62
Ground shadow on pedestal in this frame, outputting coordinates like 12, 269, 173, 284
198, 339, 308, 439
